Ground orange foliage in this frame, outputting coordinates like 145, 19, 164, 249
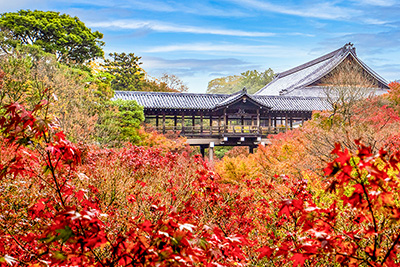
138, 126, 192, 154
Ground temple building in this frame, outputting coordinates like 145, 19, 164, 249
113, 43, 389, 159
256, 43, 388, 97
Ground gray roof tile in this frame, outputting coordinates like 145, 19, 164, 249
113, 90, 330, 112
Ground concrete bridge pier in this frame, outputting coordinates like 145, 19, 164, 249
209, 142, 214, 162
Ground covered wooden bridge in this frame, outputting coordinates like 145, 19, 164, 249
114, 88, 329, 158
113, 43, 388, 159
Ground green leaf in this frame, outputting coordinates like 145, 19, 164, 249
55, 225, 74, 243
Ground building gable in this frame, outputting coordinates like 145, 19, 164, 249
255, 43, 389, 97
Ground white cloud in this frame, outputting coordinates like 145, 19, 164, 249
88, 19, 275, 37
228, 0, 359, 20
142, 43, 310, 58
363, 18, 391, 25
144, 43, 271, 53
355, 0, 397, 7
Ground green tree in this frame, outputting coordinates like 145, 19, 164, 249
96, 99, 144, 146
0, 10, 104, 64
207, 68, 274, 94
104, 52, 145, 91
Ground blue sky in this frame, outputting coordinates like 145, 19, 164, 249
1, 0, 399, 93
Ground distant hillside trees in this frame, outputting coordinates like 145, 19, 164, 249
0, 10, 104, 64
207, 68, 274, 94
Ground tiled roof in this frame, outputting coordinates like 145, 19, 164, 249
253, 95, 330, 111
213, 87, 271, 110
113, 90, 330, 112
255, 43, 389, 96
114, 91, 226, 110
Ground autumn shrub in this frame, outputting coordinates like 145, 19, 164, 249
2, 86, 400, 266
255, 141, 400, 266
213, 92, 400, 266
138, 126, 192, 155
0, 100, 254, 266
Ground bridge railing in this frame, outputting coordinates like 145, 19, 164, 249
149, 125, 292, 137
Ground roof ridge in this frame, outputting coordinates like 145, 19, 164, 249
282, 50, 350, 94
114, 90, 231, 97
254, 95, 325, 100
278, 47, 344, 78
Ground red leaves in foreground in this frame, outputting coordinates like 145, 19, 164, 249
1, 100, 400, 266
0, 101, 252, 266
257, 142, 400, 266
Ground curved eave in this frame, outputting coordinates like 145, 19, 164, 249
350, 53, 389, 89
212, 90, 272, 111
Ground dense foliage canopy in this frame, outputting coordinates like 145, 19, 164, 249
0, 10, 104, 64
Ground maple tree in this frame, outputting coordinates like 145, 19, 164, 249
0, 98, 254, 266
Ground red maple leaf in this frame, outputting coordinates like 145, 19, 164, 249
291, 253, 308, 266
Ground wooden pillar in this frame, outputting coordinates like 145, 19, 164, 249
162, 112, 166, 134
268, 114, 271, 134
191, 115, 195, 134
209, 115, 213, 135
200, 113, 203, 133
174, 115, 177, 133
218, 116, 221, 134
249, 146, 254, 154
256, 109, 260, 134
241, 116, 244, 133
290, 114, 293, 129
156, 115, 159, 130
224, 108, 228, 133
285, 114, 288, 131
181, 112, 185, 134
200, 146, 205, 158
301, 113, 305, 126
